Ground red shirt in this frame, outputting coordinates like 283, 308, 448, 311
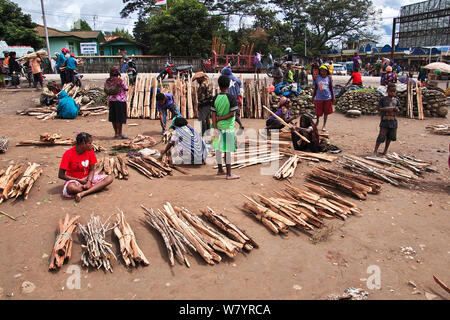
59, 146, 97, 179
352, 72, 362, 84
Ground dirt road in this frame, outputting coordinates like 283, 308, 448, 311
0, 86, 449, 300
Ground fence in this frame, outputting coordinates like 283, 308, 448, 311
75, 55, 203, 74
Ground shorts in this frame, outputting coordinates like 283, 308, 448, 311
62, 174, 107, 198
376, 127, 397, 143
256, 61, 263, 68
315, 100, 333, 117
33, 73, 43, 83
109, 100, 127, 124
213, 129, 236, 153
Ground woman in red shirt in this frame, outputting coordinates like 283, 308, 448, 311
58, 132, 113, 202
345, 70, 363, 88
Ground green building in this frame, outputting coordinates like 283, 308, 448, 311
100, 36, 147, 56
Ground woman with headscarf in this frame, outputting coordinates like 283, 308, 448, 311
221, 66, 244, 130
291, 113, 320, 152
105, 66, 129, 139
160, 117, 208, 165
381, 66, 397, 86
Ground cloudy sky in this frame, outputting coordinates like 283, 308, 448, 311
14, 0, 420, 45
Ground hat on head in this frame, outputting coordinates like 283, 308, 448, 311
221, 67, 232, 76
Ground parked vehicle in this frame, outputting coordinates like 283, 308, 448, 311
157, 60, 193, 81
332, 64, 347, 75
125, 57, 138, 85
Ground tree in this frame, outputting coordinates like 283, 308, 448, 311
0, 0, 44, 49
71, 19, 93, 31
104, 28, 134, 40
134, 0, 223, 56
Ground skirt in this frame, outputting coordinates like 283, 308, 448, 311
109, 100, 127, 124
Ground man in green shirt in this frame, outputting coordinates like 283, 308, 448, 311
211, 75, 239, 180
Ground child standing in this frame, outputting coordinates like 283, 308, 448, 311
312, 65, 335, 132
211, 75, 239, 180
373, 83, 400, 156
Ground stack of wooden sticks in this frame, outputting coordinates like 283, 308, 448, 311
127, 155, 172, 179
0, 163, 42, 203
142, 203, 256, 267
49, 214, 79, 270
95, 156, 129, 180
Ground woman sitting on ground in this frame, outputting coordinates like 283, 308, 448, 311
161, 117, 208, 165
265, 97, 298, 136
58, 132, 113, 202
291, 113, 321, 152
56, 90, 79, 119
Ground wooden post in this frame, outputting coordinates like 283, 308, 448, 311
187, 74, 193, 119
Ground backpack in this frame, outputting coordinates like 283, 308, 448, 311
104, 78, 121, 96
254, 56, 258, 64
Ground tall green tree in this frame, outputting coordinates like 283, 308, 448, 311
134, 0, 223, 56
71, 19, 93, 31
0, 0, 44, 49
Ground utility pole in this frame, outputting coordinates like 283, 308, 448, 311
40, 0, 53, 73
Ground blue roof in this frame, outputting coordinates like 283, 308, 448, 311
380, 45, 392, 53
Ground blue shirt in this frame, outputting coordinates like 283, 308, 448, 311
57, 90, 79, 119
156, 93, 175, 111
314, 76, 332, 101
66, 57, 76, 70
56, 54, 66, 68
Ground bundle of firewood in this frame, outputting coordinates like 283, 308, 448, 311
341, 155, 419, 186
113, 210, 149, 267
127, 155, 172, 179
200, 207, 258, 251
49, 214, 80, 270
0, 163, 42, 203
0, 137, 8, 153
308, 165, 382, 200
366, 153, 436, 176
142, 203, 255, 267
280, 148, 338, 162
112, 135, 157, 151
214, 144, 285, 170
78, 215, 118, 272
274, 155, 299, 180
241, 183, 362, 234
95, 156, 129, 180
16, 134, 105, 152
426, 124, 450, 135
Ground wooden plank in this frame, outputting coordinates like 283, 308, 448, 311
180, 81, 187, 118
416, 83, 424, 120
144, 74, 151, 119
187, 74, 193, 119
192, 84, 198, 119
150, 77, 157, 120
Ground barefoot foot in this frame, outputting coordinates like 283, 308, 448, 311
75, 193, 83, 202
226, 173, 240, 180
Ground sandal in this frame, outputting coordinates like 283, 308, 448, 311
120, 135, 129, 139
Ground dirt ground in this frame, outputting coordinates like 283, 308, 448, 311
0, 83, 449, 301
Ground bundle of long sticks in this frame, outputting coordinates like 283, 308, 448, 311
308, 165, 380, 200
49, 214, 80, 270
342, 155, 417, 186
8, 163, 43, 201
0, 165, 23, 202
0, 136, 9, 153
142, 204, 196, 268
96, 156, 129, 180
200, 207, 258, 251
426, 124, 450, 135
113, 209, 149, 267
366, 153, 435, 176
280, 148, 338, 162
112, 135, 157, 151
78, 214, 118, 272
214, 144, 285, 169
416, 83, 424, 120
16, 134, 105, 152
274, 155, 299, 179
127, 155, 172, 179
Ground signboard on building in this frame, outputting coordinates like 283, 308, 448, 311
80, 42, 98, 55
397, 0, 450, 47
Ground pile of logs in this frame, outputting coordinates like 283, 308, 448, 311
49, 214, 79, 270
113, 210, 149, 267
341, 154, 421, 186
426, 124, 450, 135
308, 165, 382, 200
0, 136, 8, 153
16, 134, 105, 152
95, 156, 129, 180
241, 183, 361, 234
0, 163, 42, 203
274, 155, 299, 180
78, 214, 118, 272
112, 135, 157, 151
17, 83, 108, 120
142, 203, 256, 267
127, 155, 172, 179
